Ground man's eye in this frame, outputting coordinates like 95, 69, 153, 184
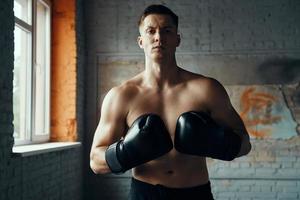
165, 29, 174, 33
147, 30, 155, 34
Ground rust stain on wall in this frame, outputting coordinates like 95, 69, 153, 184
226, 85, 297, 139
239, 87, 282, 138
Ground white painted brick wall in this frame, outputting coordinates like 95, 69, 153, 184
85, 0, 300, 54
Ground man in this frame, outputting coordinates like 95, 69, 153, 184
90, 4, 251, 200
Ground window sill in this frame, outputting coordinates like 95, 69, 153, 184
12, 142, 81, 157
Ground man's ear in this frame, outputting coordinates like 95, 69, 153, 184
137, 36, 143, 49
176, 34, 181, 47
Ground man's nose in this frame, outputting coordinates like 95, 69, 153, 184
154, 31, 163, 42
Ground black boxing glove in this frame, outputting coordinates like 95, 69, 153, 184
105, 114, 173, 173
174, 111, 241, 161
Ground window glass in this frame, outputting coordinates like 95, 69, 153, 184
13, 23, 32, 143
14, 0, 32, 24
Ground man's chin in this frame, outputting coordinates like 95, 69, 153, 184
151, 54, 165, 62
151, 52, 166, 58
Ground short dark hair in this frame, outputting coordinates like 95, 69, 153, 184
138, 4, 178, 29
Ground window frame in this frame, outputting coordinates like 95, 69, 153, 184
13, 0, 52, 146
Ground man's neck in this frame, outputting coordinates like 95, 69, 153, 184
143, 58, 180, 90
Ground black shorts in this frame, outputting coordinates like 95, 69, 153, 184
128, 178, 214, 200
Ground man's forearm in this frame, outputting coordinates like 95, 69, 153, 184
90, 146, 111, 174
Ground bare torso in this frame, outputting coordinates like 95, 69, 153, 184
123, 68, 210, 187
90, 12, 251, 189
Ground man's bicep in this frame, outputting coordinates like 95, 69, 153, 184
209, 86, 250, 145
92, 87, 128, 148
92, 119, 126, 148
207, 79, 247, 133
211, 100, 243, 129
205, 79, 251, 155
218, 105, 248, 134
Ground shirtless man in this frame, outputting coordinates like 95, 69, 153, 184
90, 4, 252, 200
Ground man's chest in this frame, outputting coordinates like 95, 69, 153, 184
126, 89, 206, 137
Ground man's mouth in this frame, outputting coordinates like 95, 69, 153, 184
153, 46, 165, 50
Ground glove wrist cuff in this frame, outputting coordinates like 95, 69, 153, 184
105, 141, 124, 174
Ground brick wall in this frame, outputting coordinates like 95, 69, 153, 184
84, 0, 300, 199
51, 0, 78, 142
0, 0, 16, 199
0, 0, 85, 199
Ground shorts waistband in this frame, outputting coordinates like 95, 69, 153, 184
131, 177, 211, 192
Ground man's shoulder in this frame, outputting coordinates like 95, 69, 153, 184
191, 74, 228, 102
101, 81, 140, 117
106, 75, 142, 102
181, 69, 220, 88
180, 70, 227, 100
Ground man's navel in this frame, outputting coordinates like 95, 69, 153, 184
165, 170, 174, 175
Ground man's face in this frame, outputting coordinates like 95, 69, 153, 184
138, 14, 180, 61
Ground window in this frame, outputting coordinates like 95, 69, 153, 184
13, 0, 51, 145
